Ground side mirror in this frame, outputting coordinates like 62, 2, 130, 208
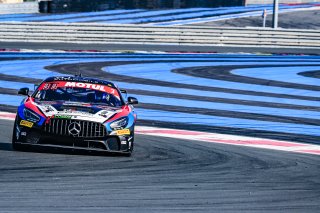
18, 87, 30, 96
127, 97, 138, 105
120, 89, 128, 100
120, 89, 127, 94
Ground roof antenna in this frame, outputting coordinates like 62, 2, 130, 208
74, 71, 82, 77
74, 60, 82, 77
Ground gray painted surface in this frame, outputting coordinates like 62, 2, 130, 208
1, 41, 320, 55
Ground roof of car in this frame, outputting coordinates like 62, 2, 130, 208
44, 76, 117, 88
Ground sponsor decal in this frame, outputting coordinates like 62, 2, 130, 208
65, 82, 106, 91
38, 81, 120, 99
39, 105, 55, 113
62, 109, 94, 117
54, 115, 72, 119
99, 110, 116, 119
116, 129, 130, 135
20, 120, 34, 128
64, 82, 119, 99
62, 102, 81, 106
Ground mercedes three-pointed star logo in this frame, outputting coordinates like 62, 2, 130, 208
68, 122, 81, 136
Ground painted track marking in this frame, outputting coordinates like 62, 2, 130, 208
1, 111, 319, 156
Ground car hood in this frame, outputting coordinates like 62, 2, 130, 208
35, 100, 123, 123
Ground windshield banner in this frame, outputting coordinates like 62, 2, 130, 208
38, 81, 120, 99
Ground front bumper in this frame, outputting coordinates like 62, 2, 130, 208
14, 142, 132, 155
15, 119, 134, 153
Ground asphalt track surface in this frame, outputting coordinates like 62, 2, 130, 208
1, 119, 320, 212
0, 52, 320, 212
201, 10, 320, 30
1, 42, 320, 55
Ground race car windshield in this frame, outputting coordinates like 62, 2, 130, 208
34, 81, 123, 107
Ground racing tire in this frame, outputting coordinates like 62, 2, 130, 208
12, 117, 24, 151
124, 135, 134, 157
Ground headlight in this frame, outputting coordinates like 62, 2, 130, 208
110, 117, 128, 130
23, 108, 40, 123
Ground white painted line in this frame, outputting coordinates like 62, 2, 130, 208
135, 127, 320, 156
0, 111, 15, 120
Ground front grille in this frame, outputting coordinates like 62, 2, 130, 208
44, 119, 107, 138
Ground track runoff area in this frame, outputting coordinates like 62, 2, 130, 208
0, 51, 320, 156
1, 51, 320, 212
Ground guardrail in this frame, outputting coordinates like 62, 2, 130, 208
0, 2, 38, 14
0, 22, 319, 50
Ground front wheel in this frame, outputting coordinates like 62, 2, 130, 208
124, 135, 134, 157
12, 117, 24, 151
